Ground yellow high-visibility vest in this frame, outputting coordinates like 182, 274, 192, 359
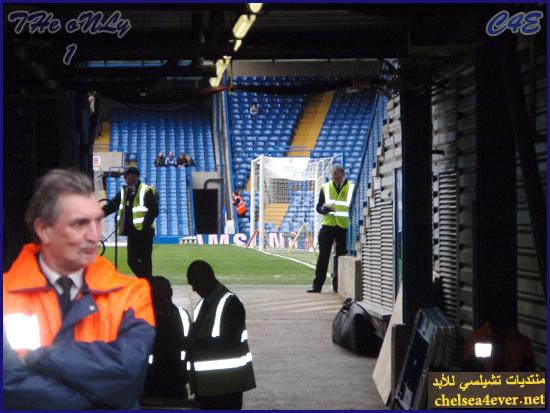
117, 183, 155, 234
321, 180, 355, 229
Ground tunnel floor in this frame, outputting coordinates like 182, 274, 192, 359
173, 284, 385, 410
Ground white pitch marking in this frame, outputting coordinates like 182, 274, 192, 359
291, 304, 343, 313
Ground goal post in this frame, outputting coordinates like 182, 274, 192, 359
287, 223, 317, 255
250, 154, 341, 255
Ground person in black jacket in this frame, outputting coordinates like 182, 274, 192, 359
185, 260, 256, 410
103, 167, 158, 279
176, 153, 195, 168
142, 276, 189, 401
154, 152, 166, 167
184, 154, 195, 167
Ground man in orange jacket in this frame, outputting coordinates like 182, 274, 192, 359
233, 191, 247, 217
3, 169, 156, 409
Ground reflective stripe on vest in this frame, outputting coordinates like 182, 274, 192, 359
212, 292, 233, 337
178, 306, 190, 337
148, 352, 187, 364
194, 292, 235, 338
193, 352, 253, 372
321, 181, 355, 229
193, 299, 204, 322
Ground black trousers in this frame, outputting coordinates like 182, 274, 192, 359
312, 225, 347, 291
196, 392, 243, 410
126, 229, 154, 279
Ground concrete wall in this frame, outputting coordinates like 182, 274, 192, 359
93, 151, 124, 171
231, 59, 381, 77
338, 255, 363, 301
192, 171, 221, 189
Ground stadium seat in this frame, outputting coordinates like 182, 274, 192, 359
109, 108, 211, 236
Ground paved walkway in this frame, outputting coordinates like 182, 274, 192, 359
173, 285, 385, 410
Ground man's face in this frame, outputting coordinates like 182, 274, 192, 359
35, 193, 104, 275
332, 170, 345, 187
187, 276, 209, 298
124, 173, 138, 186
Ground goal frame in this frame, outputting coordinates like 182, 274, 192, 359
249, 154, 342, 252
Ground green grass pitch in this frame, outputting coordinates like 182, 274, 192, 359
102, 244, 313, 285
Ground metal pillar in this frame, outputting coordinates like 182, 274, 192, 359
474, 38, 518, 326
500, 35, 547, 299
399, 66, 434, 326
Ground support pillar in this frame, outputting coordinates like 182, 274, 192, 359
399, 65, 434, 326
500, 35, 546, 299
474, 38, 517, 326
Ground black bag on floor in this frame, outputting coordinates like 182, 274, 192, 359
332, 298, 382, 356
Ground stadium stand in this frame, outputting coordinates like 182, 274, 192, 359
347, 94, 387, 250
229, 78, 386, 237
311, 89, 378, 183
105, 86, 383, 239
229, 76, 308, 234
106, 108, 215, 237
230, 77, 307, 189
110, 109, 215, 172
274, 90, 382, 237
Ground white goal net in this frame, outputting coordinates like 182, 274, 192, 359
249, 154, 342, 258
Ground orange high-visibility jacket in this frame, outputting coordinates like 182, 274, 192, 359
3, 243, 156, 409
234, 195, 247, 216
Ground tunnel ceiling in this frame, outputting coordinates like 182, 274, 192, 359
4, 3, 544, 99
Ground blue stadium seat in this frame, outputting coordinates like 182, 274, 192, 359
110, 109, 210, 236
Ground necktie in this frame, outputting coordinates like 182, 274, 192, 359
57, 277, 73, 317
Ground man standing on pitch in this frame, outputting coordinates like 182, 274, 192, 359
103, 166, 158, 279
308, 165, 355, 293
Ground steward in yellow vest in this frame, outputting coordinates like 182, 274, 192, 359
308, 165, 355, 293
185, 260, 256, 410
103, 167, 158, 279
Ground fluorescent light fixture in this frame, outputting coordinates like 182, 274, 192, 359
474, 342, 492, 358
232, 14, 256, 39
233, 39, 242, 52
216, 59, 224, 77
216, 58, 230, 77
210, 76, 221, 87
247, 3, 263, 14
